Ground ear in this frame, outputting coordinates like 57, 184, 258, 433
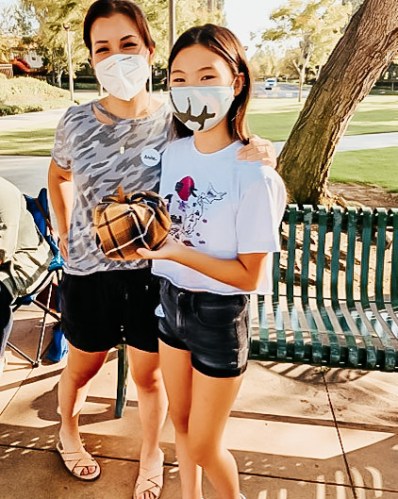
233, 73, 245, 97
148, 46, 156, 66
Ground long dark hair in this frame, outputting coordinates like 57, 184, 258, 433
83, 0, 155, 55
168, 24, 251, 144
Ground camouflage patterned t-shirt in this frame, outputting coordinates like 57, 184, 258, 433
52, 100, 172, 275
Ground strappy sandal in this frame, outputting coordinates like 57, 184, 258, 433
56, 441, 101, 481
133, 453, 164, 499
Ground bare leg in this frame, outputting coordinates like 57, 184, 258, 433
188, 370, 244, 499
159, 341, 202, 499
128, 346, 168, 499
58, 342, 108, 477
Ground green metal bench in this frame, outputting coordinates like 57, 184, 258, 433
115, 204, 398, 417
251, 204, 398, 371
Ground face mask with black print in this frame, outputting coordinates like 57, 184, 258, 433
170, 85, 235, 132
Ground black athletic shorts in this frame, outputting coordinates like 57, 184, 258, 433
158, 278, 250, 378
60, 268, 160, 353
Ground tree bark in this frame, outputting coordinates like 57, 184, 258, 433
277, 0, 398, 206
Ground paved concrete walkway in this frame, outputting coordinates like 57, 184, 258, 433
0, 156, 50, 195
1, 309, 398, 498
273, 131, 398, 155
1, 128, 397, 194
0, 108, 67, 132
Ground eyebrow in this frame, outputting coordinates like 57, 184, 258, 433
171, 66, 216, 75
199, 66, 216, 72
94, 34, 138, 45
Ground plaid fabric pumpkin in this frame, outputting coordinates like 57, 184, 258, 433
94, 187, 171, 260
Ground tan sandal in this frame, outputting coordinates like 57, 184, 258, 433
56, 441, 101, 481
133, 453, 164, 499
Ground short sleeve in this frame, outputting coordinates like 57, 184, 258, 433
158, 145, 171, 197
237, 167, 286, 254
51, 109, 72, 170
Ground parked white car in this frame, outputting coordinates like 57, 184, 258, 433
264, 77, 277, 90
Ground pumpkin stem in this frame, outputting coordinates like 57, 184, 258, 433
117, 185, 125, 203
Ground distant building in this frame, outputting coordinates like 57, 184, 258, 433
10, 49, 46, 77
22, 51, 44, 69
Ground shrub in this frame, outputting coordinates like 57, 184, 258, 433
0, 102, 43, 116
0, 76, 71, 114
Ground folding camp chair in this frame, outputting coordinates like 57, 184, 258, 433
8, 188, 64, 367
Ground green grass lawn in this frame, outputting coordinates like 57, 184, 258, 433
248, 95, 398, 141
0, 91, 100, 156
3, 94, 397, 155
0, 129, 56, 156
331, 147, 398, 192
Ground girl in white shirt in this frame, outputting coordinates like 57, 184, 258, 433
138, 24, 286, 499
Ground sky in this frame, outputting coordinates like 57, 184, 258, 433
224, 0, 284, 56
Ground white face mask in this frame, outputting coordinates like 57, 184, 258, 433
95, 54, 150, 101
170, 85, 235, 132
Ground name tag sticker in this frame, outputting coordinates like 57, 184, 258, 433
140, 148, 161, 167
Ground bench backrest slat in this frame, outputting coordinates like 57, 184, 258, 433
286, 206, 298, 303
375, 209, 388, 308
300, 205, 313, 304
391, 209, 398, 308
345, 208, 358, 308
359, 208, 373, 307
330, 207, 343, 305
316, 206, 328, 303
272, 251, 281, 302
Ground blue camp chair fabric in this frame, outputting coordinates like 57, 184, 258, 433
8, 188, 66, 367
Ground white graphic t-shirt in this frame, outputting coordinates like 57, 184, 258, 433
153, 137, 286, 295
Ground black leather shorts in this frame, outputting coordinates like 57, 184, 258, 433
158, 278, 250, 378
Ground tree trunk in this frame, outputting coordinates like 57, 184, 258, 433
292, 60, 306, 103
298, 68, 305, 103
277, 0, 398, 206
56, 69, 63, 87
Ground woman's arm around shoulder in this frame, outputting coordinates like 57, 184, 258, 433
237, 135, 277, 168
